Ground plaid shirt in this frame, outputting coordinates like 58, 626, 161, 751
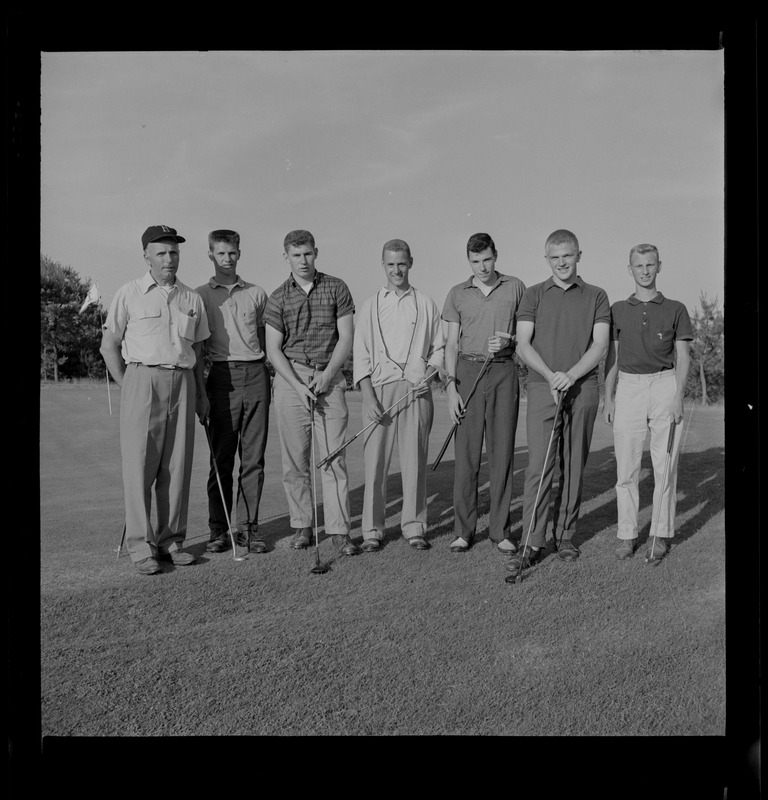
264, 271, 355, 366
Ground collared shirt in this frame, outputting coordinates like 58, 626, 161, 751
353, 285, 445, 389
517, 276, 611, 383
610, 292, 693, 374
378, 286, 417, 364
441, 272, 526, 357
104, 271, 210, 369
195, 276, 268, 362
263, 271, 355, 365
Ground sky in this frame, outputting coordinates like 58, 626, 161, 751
40, 50, 724, 318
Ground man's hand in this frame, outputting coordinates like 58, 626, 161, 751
447, 383, 465, 425
549, 370, 575, 401
603, 396, 615, 426
196, 393, 211, 424
295, 382, 318, 412
307, 369, 332, 397
363, 395, 386, 424
671, 396, 684, 425
488, 331, 512, 354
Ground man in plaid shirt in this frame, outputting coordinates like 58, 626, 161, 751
264, 230, 360, 556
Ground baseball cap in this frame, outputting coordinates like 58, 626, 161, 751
141, 225, 186, 250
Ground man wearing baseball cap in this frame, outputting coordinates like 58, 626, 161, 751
101, 225, 210, 575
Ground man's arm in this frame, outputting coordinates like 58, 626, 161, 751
193, 341, 210, 423
265, 324, 316, 410
444, 321, 465, 425
307, 313, 353, 396
672, 339, 691, 424
515, 319, 553, 381
99, 329, 127, 387
602, 338, 619, 425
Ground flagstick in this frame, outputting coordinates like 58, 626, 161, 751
96, 288, 113, 415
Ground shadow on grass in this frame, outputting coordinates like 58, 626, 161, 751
254, 442, 724, 558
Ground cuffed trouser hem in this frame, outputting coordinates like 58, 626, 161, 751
617, 528, 638, 540
363, 530, 384, 541
402, 525, 427, 539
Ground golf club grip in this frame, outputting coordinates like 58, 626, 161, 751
431, 423, 457, 470
666, 420, 677, 453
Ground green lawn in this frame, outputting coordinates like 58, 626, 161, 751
40, 383, 724, 737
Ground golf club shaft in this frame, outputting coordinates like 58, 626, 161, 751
649, 419, 677, 561
517, 390, 564, 576
431, 352, 493, 471
316, 368, 441, 468
204, 419, 239, 557
310, 401, 321, 566
116, 520, 126, 559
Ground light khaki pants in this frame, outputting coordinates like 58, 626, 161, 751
361, 379, 433, 540
613, 370, 682, 540
120, 363, 196, 561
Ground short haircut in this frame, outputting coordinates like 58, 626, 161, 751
382, 239, 411, 259
284, 229, 316, 251
208, 229, 240, 249
545, 229, 580, 252
466, 232, 496, 257
629, 243, 660, 262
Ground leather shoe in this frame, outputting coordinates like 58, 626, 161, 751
505, 545, 543, 572
249, 536, 268, 554
495, 538, 517, 554
291, 528, 313, 549
615, 539, 637, 560
645, 536, 669, 563
360, 538, 381, 552
333, 535, 360, 556
135, 556, 161, 575
165, 548, 196, 566
557, 541, 580, 562
206, 530, 230, 553
408, 536, 430, 550
450, 537, 470, 553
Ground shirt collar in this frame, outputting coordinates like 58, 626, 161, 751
381, 285, 415, 298
627, 291, 665, 306
141, 271, 177, 294
544, 275, 584, 292
208, 275, 245, 289
461, 271, 510, 290
289, 270, 322, 290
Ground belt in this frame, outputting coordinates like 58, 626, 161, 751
212, 359, 264, 366
459, 353, 514, 363
136, 363, 187, 370
290, 358, 328, 369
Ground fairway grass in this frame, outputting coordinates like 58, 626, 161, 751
39, 384, 725, 737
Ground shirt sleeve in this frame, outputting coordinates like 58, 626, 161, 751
104, 286, 128, 339
516, 286, 538, 323
352, 298, 373, 387
609, 303, 620, 341
335, 280, 355, 319
192, 293, 210, 342
594, 288, 612, 324
262, 291, 285, 333
254, 287, 268, 327
441, 286, 460, 323
674, 303, 694, 340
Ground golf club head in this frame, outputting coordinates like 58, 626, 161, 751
310, 562, 330, 575
504, 571, 523, 585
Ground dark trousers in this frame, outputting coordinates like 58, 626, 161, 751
521, 379, 599, 549
453, 358, 520, 543
206, 360, 270, 534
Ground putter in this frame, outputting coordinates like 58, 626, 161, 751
116, 520, 126, 559
204, 419, 246, 562
506, 390, 564, 585
308, 399, 330, 575
316, 367, 442, 469
646, 419, 677, 565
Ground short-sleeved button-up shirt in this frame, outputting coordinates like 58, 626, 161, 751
263, 271, 355, 366
516, 276, 610, 384
610, 293, 693, 374
195, 276, 268, 362
104, 272, 209, 369
441, 272, 526, 357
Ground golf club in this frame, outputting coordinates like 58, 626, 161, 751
506, 390, 564, 585
204, 418, 246, 562
308, 399, 330, 575
116, 520, 126, 559
431, 351, 493, 471
646, 419, 677, 565
316, 367, 442, 469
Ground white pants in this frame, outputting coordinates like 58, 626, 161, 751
613, 370, 682, 540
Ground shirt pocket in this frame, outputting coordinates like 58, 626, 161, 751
132, 306, 164, 335
652, 328, 675, 350
175, 309, 197, 341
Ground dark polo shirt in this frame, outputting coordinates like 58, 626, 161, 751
610, 292, 693, 374
517, 276, 610, 384
441, 272, 526, 357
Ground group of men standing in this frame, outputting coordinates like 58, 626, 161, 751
100, 224, 692, 577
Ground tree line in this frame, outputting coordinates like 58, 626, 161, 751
40, 254, 725, 404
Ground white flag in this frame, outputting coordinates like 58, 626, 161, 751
78, 283, 100, 314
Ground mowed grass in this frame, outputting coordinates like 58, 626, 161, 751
40, 383, 724, 736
